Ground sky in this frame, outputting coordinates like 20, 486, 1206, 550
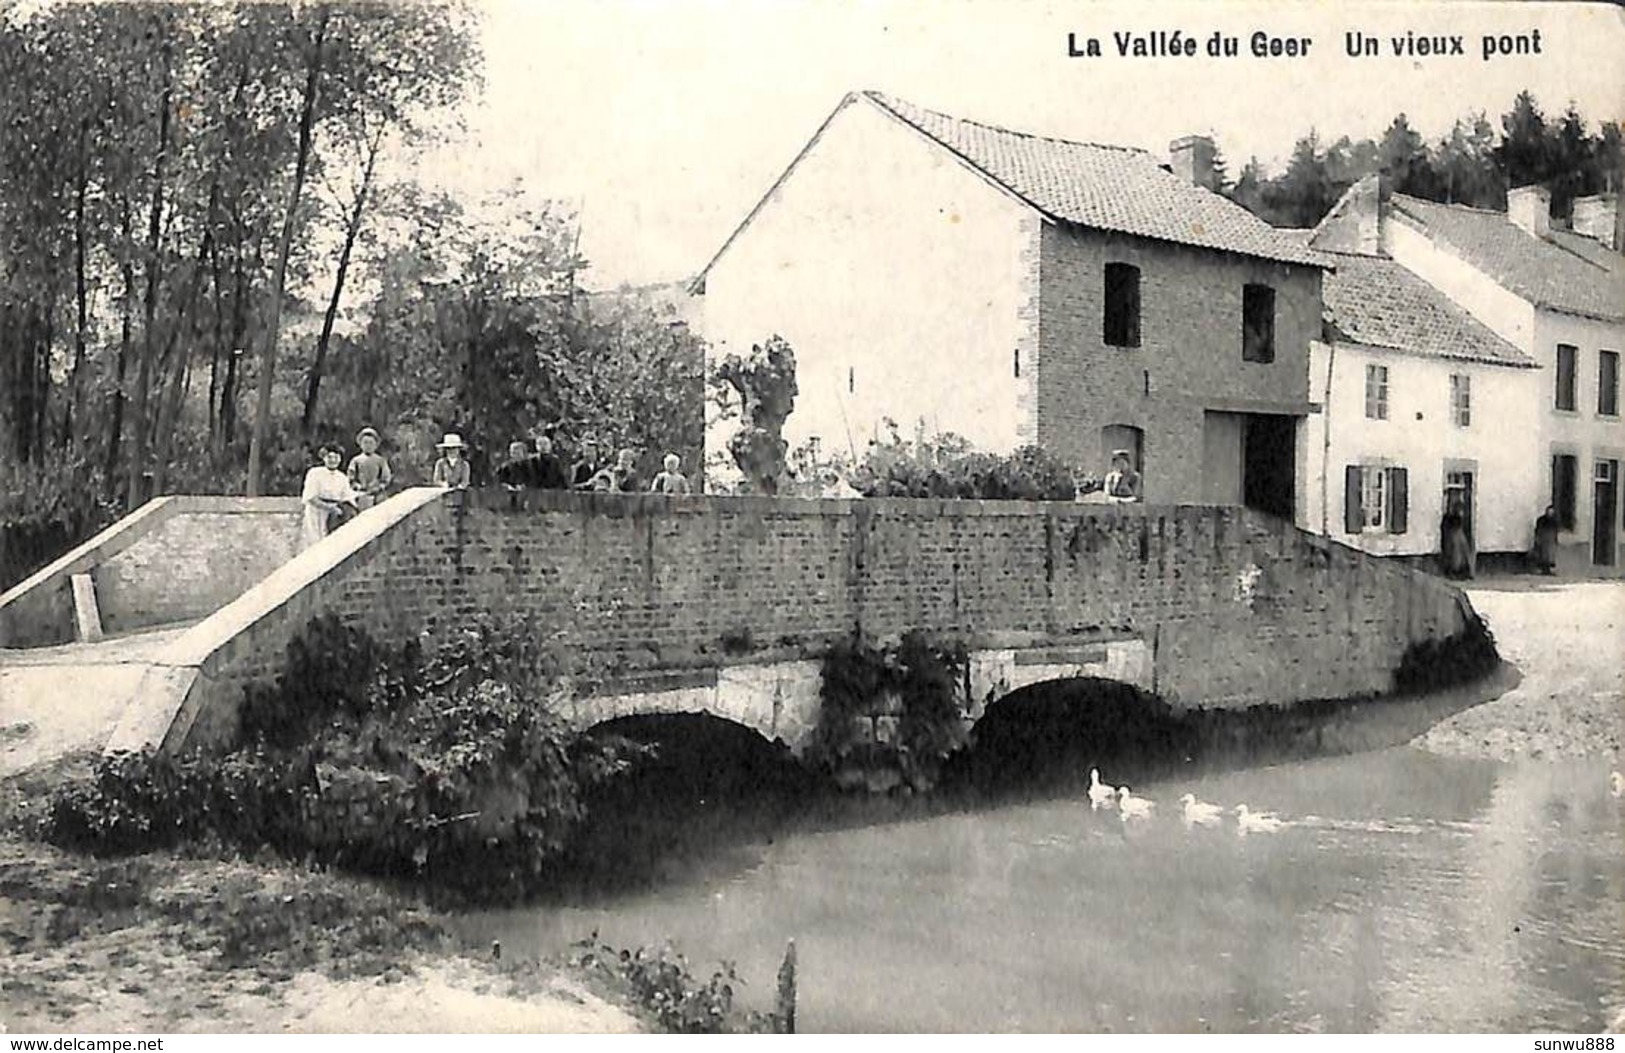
416, 0, 1625, 290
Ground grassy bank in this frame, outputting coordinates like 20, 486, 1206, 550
0, 757, 771, 1034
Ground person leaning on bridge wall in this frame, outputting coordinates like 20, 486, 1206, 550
570, 437, 604, 490
347, 427, 392, 511
431, 433, 472, 489
1104, 449, 1142, 503
649, 453, 692, 495
301, 443, 359, 549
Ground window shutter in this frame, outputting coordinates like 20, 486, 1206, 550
1344, 466, 1363, 533
1387, 467, 1408, 534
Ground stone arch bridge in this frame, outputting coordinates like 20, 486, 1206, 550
0, 488, 1476, 771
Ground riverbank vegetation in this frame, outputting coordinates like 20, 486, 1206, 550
44, 614, 650, 905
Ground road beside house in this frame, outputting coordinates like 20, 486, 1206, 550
1415, 578, 1623, 760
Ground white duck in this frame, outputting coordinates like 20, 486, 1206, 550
1088, 767, 1118, 810
1234, 804, 1284, 835
1117, 786, 1155, 821
1180, 793, 1224, 827
1610, 771, 1623, 799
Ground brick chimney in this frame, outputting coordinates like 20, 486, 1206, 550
1169, 135, 1217, 191
1506, 184, 1551, 239
1571, 193, 1620, 252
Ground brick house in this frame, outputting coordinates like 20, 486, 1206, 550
1367, 186, 1625, 574
693, 91, 1328, 514
1299, 177, 1541, 564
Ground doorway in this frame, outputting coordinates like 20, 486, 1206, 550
1241, 414, 1296, 519
1444, 468, 1476, 547
1594, 459, 1618, 566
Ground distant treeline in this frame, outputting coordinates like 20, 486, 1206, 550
1217, 90, 1622, 228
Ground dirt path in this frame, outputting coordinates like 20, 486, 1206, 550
1415, 578, 1623, 761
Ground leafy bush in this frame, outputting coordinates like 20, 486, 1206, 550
569, 933, 771, 1033
47, 614, 648, 904
812, 631, 969, 790
848, 430, 1083, 501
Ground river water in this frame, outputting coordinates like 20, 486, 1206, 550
463, 743, 1624, 1033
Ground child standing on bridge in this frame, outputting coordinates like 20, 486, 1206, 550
347, 427, 392, 510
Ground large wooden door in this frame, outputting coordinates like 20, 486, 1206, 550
1593, 460, 1618, 567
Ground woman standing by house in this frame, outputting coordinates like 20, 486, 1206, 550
1439, 496, 1475, 579
301, 443, 359, 549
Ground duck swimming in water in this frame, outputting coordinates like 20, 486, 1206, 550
1180, 793, 1224, 827
1088, 768, 1118, 810
1235, 804, 1284, 834
1117, 786, 1154, 821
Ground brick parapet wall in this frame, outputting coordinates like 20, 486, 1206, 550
149, 489, 1475, 754
0, 497, 303, 647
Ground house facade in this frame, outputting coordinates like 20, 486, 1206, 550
1381, 187, 1625, 574
695, 91, 1326, 514
1299, 178, 1542, 561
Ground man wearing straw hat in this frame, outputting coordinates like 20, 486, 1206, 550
1105, 449, 1141, 503
347, 426, 393, 510
432, 432, 472, 489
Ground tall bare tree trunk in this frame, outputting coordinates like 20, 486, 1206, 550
247, 7, 328, 496
62, 144, 90, 451
150, 191, 217, 496
125, 26, 174, 510
301, 122, 382, 437
105, 201, 136, 503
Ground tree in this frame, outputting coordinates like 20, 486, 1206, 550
247, 5, 329, 497
712, 336, 798, 495
1378, 114, 1440, 199
1434, 113, 1502, 208
1497, 90, 1549, 191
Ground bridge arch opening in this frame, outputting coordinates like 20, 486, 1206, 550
941, 676, 1196, 797
560, 713, 824, 894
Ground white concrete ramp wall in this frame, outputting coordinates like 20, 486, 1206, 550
104, 487, 449, 754
0, 496, 303, 647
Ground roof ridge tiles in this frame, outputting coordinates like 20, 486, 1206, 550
860, 90, 1153, 156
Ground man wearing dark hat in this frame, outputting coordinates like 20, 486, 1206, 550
347, 426, 393, 510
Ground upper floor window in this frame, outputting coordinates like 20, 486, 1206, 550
1365, 364, 1389, 420
1450, 374, 1471, 427
1555, 344, 1577, 411
1242, 284, 1275, 363
1103, 263, 1141, 348
1599, 350, 1619, 417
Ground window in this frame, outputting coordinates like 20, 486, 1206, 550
1555, 344, 1577, 411
1013, 348, 1021, 378
1600, 350, 1619, 416
1364, 364, 1389, 420
1344, 464, 1408, 534
1103, 263, 1141, 347
1242, 284, 1275, 363
1450, 374, 1471, 427
1552, 453, 1578, 530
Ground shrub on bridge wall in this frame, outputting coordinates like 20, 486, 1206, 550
47, 614, 648, 904
811, 631, 969, 792
852, 432, 1085, 500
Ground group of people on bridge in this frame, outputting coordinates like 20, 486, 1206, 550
299, 428, 693, 549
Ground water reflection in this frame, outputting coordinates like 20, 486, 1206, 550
463, 747, 1623, 1033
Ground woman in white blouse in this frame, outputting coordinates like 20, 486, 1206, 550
301, 443, 358, 549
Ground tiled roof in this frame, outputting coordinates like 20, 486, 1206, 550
1315, 248, 1536, 368
864, 92, 1327, 268
1390, 194, 1625, 321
